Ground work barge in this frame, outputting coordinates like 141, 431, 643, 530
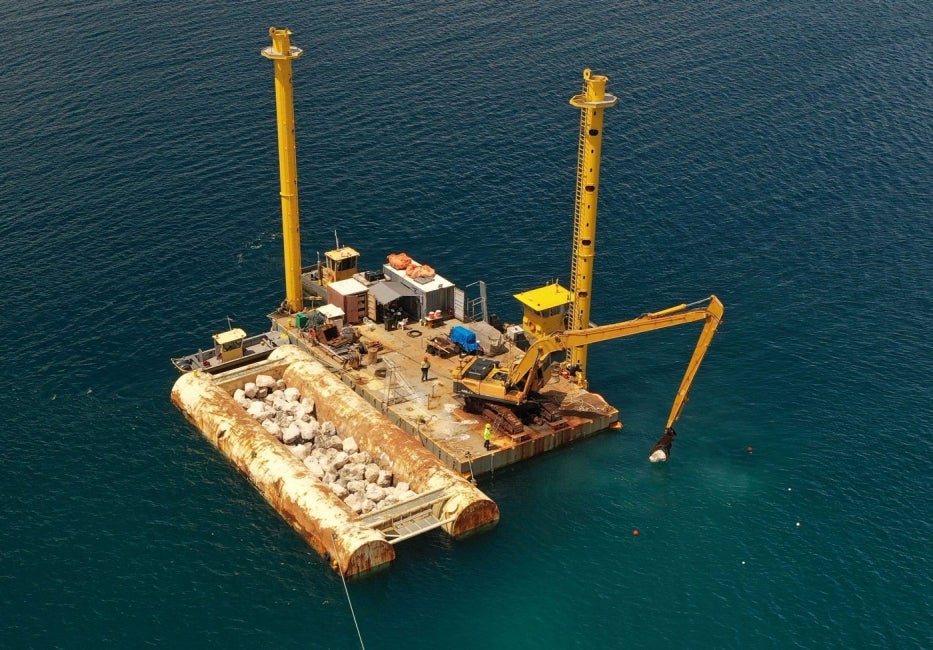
171, 28, 724, 577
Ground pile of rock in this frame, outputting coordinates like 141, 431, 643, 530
234, 374, 418, 514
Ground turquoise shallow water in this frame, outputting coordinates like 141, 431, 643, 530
1, 1, 930, 647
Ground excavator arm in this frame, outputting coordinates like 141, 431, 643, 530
509, 296, 722, 385
506, 295, 724, 461
647, 295, 724, 462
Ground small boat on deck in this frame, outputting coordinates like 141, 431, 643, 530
171, 326, 287, 374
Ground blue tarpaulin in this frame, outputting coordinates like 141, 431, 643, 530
450, 325, 482, 354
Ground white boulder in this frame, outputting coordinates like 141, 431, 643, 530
282, 423, 302, 445
288, 443, 312, 460
340, 463, 365, 482
255, 374, 276, 390
365, 483, 386, 503
376, 470, 393, 488
349, 451, 371, 465
293, 405, 312, 423
303, 457, 325, 479
246, 401, 268, 420
298, 421, 318, 443
345, 479, 367, 495
345, 493, 365, 514
331, 451, 350, 471
261, 420, 282, 440
328, 482, 349, 499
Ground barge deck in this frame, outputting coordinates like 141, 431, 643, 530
270, 312, 621, 479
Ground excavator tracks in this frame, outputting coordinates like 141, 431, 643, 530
481, 402, 525, 436
464, 396, 525, 436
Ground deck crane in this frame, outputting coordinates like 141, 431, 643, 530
452, 296, 725, 461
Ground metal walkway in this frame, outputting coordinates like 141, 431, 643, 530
359, 488, 454, 544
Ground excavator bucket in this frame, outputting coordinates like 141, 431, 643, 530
648, 427, 677, 463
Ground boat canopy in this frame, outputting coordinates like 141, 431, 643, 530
369, 281, 416, 305
213, 328, 247, 345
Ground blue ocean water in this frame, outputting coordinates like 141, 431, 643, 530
1, 1, 930, 647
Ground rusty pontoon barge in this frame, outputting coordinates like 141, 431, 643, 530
171, 28, 723, 577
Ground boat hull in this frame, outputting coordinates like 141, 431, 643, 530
171, 332, 284, 374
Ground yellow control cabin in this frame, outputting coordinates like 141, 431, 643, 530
212, 328, 248, 362
513, 283, 572, 338
322, 246, 360, 286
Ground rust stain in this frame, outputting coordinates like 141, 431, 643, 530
172, 346, 501, 576
274, 347, 501, 536
171, 370, 395, 576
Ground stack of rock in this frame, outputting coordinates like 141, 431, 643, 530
233, 374, 418, 514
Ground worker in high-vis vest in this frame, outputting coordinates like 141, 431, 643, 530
421, 356, 431, 381
483, 422, 492, 450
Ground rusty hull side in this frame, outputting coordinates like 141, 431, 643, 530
271, 346, 500, 537
171, 370, 395, 577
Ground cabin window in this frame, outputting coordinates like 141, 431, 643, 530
538, 305, 566, 318
327, 257, 357, 272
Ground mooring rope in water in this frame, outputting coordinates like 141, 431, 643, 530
332, 533, 366, 650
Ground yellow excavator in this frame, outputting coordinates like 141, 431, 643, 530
451, 295, 724, 461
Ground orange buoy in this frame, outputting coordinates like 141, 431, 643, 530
747, 446, 753, 453
632, 529, 640, 537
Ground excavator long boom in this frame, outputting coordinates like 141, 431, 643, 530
664, 296, 724, 430
645, 295, 724, 463
508, 295, 724, 391
452, 295, 724, 460
505, 295, 724, 462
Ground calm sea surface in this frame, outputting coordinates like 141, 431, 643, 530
1, 1, 930, 647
